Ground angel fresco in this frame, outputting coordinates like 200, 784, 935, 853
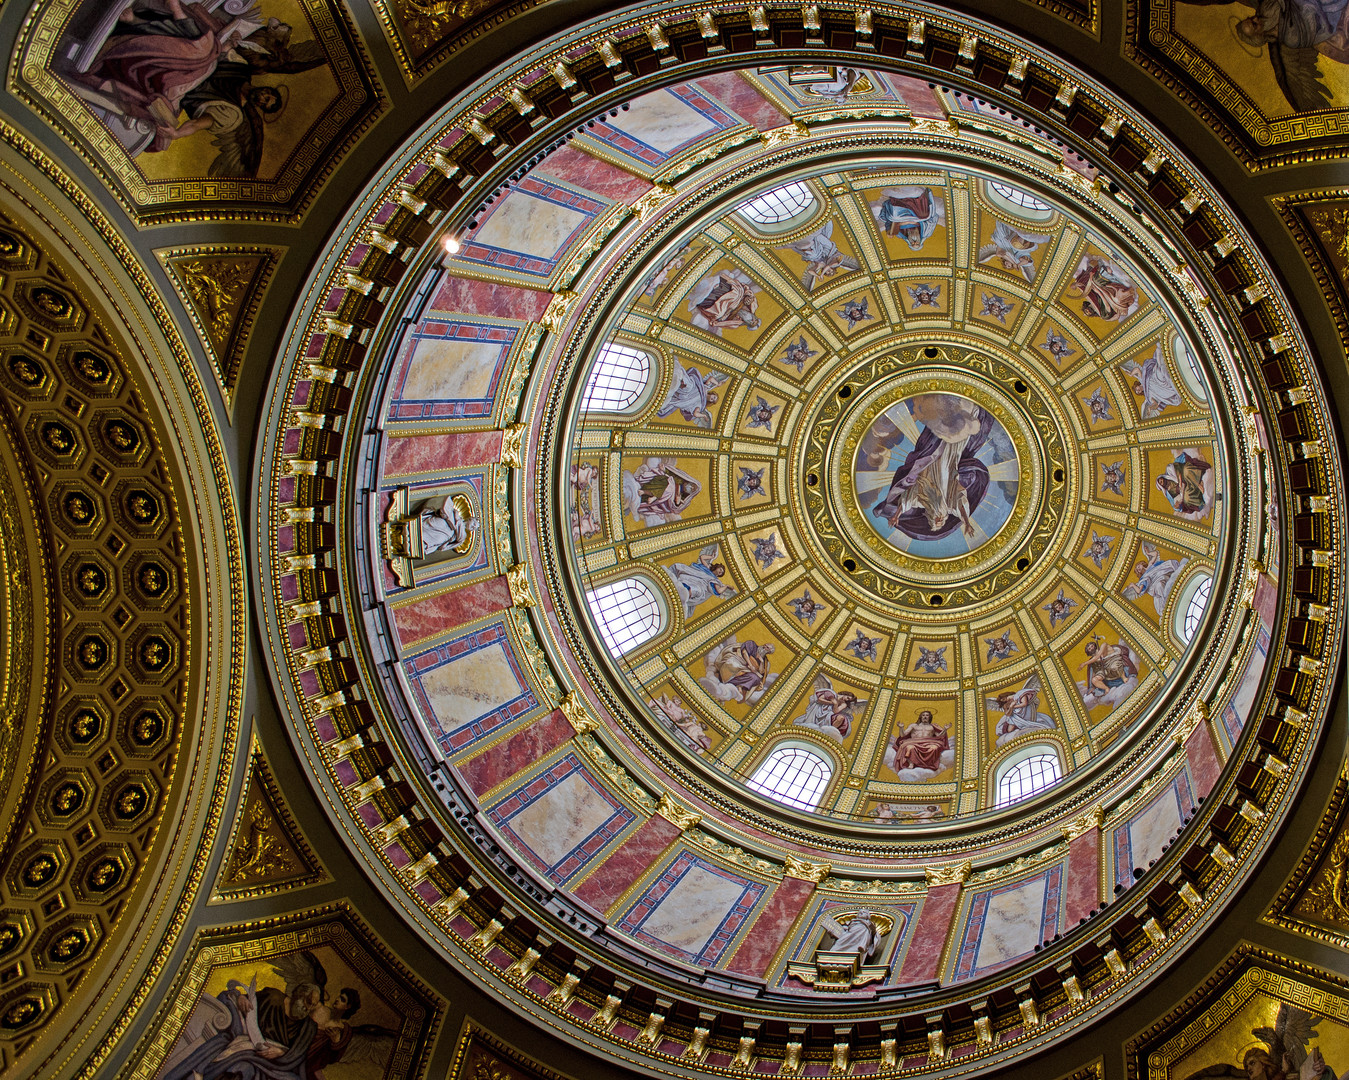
1101, 460, 1127, 495
1083, 529, 1115, 569
780, 222, 860, 290
700, 635, 778, 704
907, 282, 942, 309
750, 533, 786, 570
745, 396, 779, 434
980, 292, 1014, 324
788, 589, 824, 626
1083, 386, 1114, 425
846, 630, 882, 663
985, 631, 1018, 663
656, 360, 727, 428
1040, 328, 1077, 364
883, 710, 953, 779
871, 394, 992, 542
989, 674, 1057, 747
793, 674, 866, 742
737, 466, 767, 501
779, 336, 818, 373
622, 458, 701, 526
913, 645, 948, 673
68, 3, 328, 177
871, 187, 946, 250
1043, 588, 1077, 627
1074, 636, 1140, 710
1067, 254, 1140, 323
1122, 541, 1188, 618
1120, 343, 1183, 419
666, 544, 736, 619
158, 951, 395, 1080
836, 296, 875, 331
1207, 0, 1349, 113
1156, 449, 1216, 521
1181, 1003, 1338, 1080
688, 269, 762, 334
978, 221, 1051, 282
651, 692, 711, 753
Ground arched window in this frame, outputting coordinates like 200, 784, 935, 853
581, 342, 652, 413
1182, 574, 1212, 642
995, 746, 1062, 808
746, 744, 832, 811
736, 181, 816, 227
988, 180, 1051, 213
585, 577, 664, 657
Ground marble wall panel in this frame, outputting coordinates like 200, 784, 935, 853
383, 430, 505, 479
1113, 770, 1194, 887
405, 621, 538, 753
537, 145, 654, 202
430, 276, 552, 321
390, 574, 513, 647
571, 815, 681, 914
615, 850, 766, 966
896, 882, 962, 986
951, 866, 1063, 981
691, 73, 789, 132
727, 876, 816, 978
456, 707, 574, 796
387, 320, 517, 421
580, 86, 742, 167
487, 753, 635, 883
455, 178, 606, 278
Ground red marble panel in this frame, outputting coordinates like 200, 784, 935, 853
571, 815, 681, 915
693, 72, 789, 131
1064, 828, 1101, 926
879, 72, 947, 118
1186, 723, 1223, 798
456, 708, 575, 796
723, 876, 815, 977
895, 882, 961, 985
391, 574, 513, 648
431, 275, 552, 321
538, 144, 652, 202
384, 430, 505, 477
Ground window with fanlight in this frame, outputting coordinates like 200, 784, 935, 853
585, 577, 664, 658
994, 745, 1062, 808
581, 342, 653, 413
746, 744, 832, 811
735, 181, 817, 228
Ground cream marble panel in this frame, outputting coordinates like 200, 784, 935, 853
1129, 788, 1181, 870
641, 864, 748, 954
507, 770, 616, 866
975, 878, 1046, 967
475, 190, 588, 258
612, 90, 719, 153
401, 338, 502, 401
421, 645, 523, 729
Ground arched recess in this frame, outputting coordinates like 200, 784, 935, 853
733, 179, 823, 236
0, 137, 244, 1075
1171, 569, 1215, 651
584, 572, 670, 659
990, 740, 1065, 809
580, 338, 658, 417
744, 739, 837, 813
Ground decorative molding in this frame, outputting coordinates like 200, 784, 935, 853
1264, 767, 1349, 951
211, 732, 328, 903
157, 247, 282, 421
655, 793, 702, 831
783, 853, 832, 883
925, 861, 973, 887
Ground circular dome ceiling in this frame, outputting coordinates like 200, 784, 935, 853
256, 7, 1342, 1075
560, 155, 1230, 833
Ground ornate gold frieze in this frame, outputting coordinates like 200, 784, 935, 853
1265, 768, 1349, 950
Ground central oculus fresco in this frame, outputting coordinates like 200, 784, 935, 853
855, 390, 1020, 559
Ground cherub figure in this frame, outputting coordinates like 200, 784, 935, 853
789, 590, 824, 626
793, 674, 867, 741
745, 396, 780, 434
751, 533, 786, 570
1040, 329, 1077, 364
780, 336, 818, 373
836, 296, 874, 331
737, 466, 767, 501
1083, 530, 1114, 570
980, 292, 1014, 324
913, 645, 948, 673
846, 630, 882, 663
1083, 386, 1114, 425
984, 631, 1017, 663
907, 282, 942, 309
1101, 460, 1126, 496
651, 692, 711, 753
1043, 588, 1077, 627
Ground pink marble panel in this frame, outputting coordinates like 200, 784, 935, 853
1186, 723, 1223, 798
895, 882, 961, 985
879, 72, 947, 118
392, 574, 513, 648
571, 815, 681, 915
724, 876, 815, 977
1064, 828, 1101, 926
384, 430, 505, 477
457, 708, 574, 796
692, 73, 789, 131
430, 276, 552, 321
538, 145, 652, 202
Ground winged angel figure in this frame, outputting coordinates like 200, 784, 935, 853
158, 950, 397, 1080
1180, 1003, 1338, 1080
1230, 0, 1349, 113
988, 673, 1057, 747
793, 673, 867, 742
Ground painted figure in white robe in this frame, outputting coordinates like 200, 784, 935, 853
989, 674, 1057, 747
665, 544, 735, 619
1122, 541, 1188, 618
1120, 344, 1183, 419
781, 221, 860, 290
